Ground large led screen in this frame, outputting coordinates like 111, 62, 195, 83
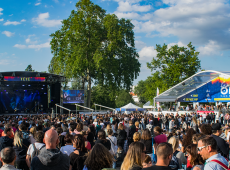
63, 90, 84, 103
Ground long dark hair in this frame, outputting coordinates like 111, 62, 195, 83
73, 134, 87, 152
186, 144, 204, 166
84, 143, 113, 170
182, 128, 196, 147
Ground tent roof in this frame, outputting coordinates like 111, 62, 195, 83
121, 103, 141, 109
143, 101, 154, 108
155, 70, 230, 102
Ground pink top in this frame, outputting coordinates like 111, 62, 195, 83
154, 134, 167, 144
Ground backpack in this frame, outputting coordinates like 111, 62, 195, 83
31, 144, 45, 161
169, 150, 180, 169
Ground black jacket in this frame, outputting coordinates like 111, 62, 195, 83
117, 129, 127, 141
0, 136, 13, 151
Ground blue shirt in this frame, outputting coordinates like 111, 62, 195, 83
204, 153, 228, 170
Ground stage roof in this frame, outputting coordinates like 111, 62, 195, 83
0, 71, 66, 82
154, 70, 230, 102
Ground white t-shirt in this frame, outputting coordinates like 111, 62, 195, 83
93, 122, 97, 127
60, 145, 75, 156
27, 143, 45, 156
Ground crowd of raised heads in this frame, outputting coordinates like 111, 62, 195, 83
0, 111, 230, 170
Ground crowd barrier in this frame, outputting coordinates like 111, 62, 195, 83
148, 110, 219, 116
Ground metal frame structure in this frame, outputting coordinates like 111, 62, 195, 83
55, 104, 71, 117
94, 103, 115, 113
75, 104, 94, 116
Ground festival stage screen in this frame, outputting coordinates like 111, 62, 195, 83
63, 90, 84, 103
0, 89, 47, 113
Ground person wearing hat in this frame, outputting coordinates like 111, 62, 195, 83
211, 123, 229, 159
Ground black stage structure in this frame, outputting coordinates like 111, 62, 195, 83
0, 71, 65, 114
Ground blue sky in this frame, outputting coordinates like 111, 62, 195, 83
1, 0, 230, 85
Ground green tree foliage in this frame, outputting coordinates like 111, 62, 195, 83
48, 0, 140, 107
91, 85, 116, 108
25, 64, 34, 72
144, 42, 201, 102
134, 80, 148, 104
116, 90, 134, 108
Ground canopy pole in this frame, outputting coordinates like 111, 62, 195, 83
154, 98, 156, 111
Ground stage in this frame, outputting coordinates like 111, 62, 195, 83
0, 71, 65, 114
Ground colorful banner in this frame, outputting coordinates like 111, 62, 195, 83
178, 76, 230, 102
4, 76, 45, 82
197, 111, 214, 114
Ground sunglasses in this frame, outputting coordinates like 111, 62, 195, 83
197, 145, 210, 152
142, 150, 147, 154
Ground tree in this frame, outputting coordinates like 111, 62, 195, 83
25, 64, 34, 72
115, 90, 134, 108
134, 80, 148, 104
145, 42, 201, 102
49, 0, 140, 108
91, 85, 116, 108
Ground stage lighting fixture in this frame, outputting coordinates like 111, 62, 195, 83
22, 85, 25, 86
41, 88, 43, 89
6, 85, 9, 86
28, 85, 31, 86
44, 93, 47, 94
43, 85, 45, 86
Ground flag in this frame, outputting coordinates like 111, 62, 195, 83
157, 87, 160, 109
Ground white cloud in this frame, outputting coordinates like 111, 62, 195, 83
2, 31, 15, 37
4, 20, 21, 26
53, 0, 59, 3
21, 19, 26, 22
135, 40, 146, 49
9, 14, 13, 16
114, 0, 230, 54
0, 59, 13, 65
28, 42, 50, 50
35, 3, 41, 6
0, 8, 3, 15
32, 12, 62, 27
70, 1, 72, 3
25, 34, 38, 44
0, 18, 3, 21
167, 41, 187, 49
14, 40, 50, 50
117, 1, 151, 12
14, 44, 27, 49
197, 40, 221, 56
138, 46, 157, 60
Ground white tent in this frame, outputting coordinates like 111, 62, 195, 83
143, 101, 155, 109
121, 103, 141, 109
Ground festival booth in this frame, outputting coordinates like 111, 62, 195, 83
116, 103, 145, 114
152, 70, 230, 114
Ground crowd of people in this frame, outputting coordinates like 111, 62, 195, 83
0, 111, 229, 170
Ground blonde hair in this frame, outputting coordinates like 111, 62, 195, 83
133, 132, 141, 142
14, 131, 23, 147
30, 127, 36, 136
106, 124, 111, 129
121, 142, 144, 170
135, 121, 139, 127
168, 136, 179, 153
192, 117, 197, 124
118, 123, 124, 130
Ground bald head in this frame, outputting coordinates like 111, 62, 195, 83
44, 129, 59, 149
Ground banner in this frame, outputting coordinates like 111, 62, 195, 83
178, 76, 230, 102
197, 111, 214, 114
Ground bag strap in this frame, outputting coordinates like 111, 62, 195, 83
210, 159, 228, 170
108, 137, 116, 146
